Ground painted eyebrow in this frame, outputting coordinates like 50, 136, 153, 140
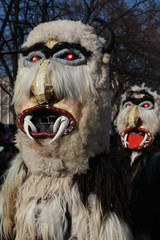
20, 42, 92, 58
51, 42, 92, 57
123, 96, 154, 105
20, 42, 47, 56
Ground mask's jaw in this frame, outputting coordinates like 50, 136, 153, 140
121, 127, 154, 150
18, 104, 77, 144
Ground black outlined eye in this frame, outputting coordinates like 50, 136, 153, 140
139, 101, 153, 109
53, 48, 86, 66
123, 101, 134, 108
23, 51, 46, 67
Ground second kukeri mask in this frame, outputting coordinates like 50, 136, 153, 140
117, 82, 160, 150
13, 20, 114, 176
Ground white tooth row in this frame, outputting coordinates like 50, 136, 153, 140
121, 133, 129, 147
139, 133, 148, 146
24, 115, 69, 144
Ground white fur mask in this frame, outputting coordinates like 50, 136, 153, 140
117, 83, 160, 150
12, 20, 112, 177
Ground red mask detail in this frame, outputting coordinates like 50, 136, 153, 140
32, 56, 40, 62
67, 54, 75, 61
137, 118, 143, 126
126, 103, 132, 107
143, 103, 149, 108
128, 134, 144, 149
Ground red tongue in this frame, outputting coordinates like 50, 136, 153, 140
128, 133, 144, 149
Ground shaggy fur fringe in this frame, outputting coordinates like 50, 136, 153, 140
0, 153, 133, 240
0, 155, 27, 240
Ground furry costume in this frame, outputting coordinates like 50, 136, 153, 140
116, 81, 160, 239
0, 20, 132, 240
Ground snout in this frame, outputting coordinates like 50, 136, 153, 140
126, 105, 142, 128
31, 59, 54, 104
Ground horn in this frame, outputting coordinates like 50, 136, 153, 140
82, 0, 90, 24
94, 18, 115, 54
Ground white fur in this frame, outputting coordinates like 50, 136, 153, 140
49, 60, 97, 103
0, 167, 132, 240
0, 154, 26, 239
13, 62, 41, 112
131, 151, 141, 165
99, 213, 133, 240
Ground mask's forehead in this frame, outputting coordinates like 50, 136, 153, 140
125, 92, 146, 99
121, 84, 158, 104
22, 20, 104, 55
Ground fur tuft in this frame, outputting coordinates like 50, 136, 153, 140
49, 61, 97, 103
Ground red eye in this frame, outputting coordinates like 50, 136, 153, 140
32, 56, 40, 62
126, 103, 131, 107
143, 103, 149, 108
123, 101, 133, 108
66, 54, 75, 61
139, 100, 153, 109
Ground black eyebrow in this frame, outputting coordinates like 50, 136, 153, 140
123, 96, 154, 105
20, 42, 46, 56
51, 42, 92, 57
20, 42, 92, 58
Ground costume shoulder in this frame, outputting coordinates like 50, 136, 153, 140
134, 149, 160, 186
72, 152, 131, 224
145, 150, 160, 191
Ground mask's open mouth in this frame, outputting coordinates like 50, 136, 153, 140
18, 104, 76, 144
120, 127, 154, 150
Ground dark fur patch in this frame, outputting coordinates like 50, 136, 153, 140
113, 134, 160, 239
72, 152, 132, 225
20, 42, 46, 56
0, 154, 15, 186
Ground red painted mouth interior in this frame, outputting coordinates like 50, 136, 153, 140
128, 133, 144, 149
18, 104, 76, 138
121, 127, 154, 150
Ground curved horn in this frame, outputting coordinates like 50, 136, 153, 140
82, 0, 90, 24
94, 18, 115, 54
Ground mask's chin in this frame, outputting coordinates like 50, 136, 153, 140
18, 104, 76, 145
120, 127, 154, 150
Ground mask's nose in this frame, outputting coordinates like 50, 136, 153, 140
31, 59, 53, 104
126, 105, 143, 128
